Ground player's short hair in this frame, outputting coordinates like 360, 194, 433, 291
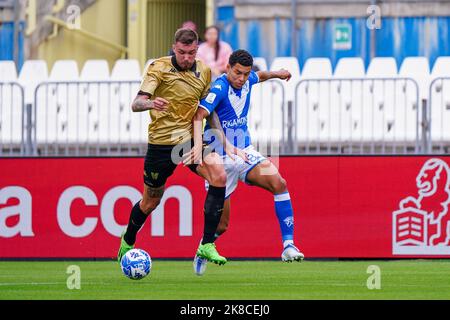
174, 28, 199, 45
229, 50, 254, 68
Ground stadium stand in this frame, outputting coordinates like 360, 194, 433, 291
1, 56, 450, 156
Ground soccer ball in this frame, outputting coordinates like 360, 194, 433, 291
120, 249, 152, 280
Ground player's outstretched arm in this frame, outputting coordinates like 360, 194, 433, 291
256, 69, 292, 83
131, 94, 169, 112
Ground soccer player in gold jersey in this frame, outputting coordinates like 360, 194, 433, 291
118, 28, 228, 265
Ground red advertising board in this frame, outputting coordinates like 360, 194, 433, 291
1, 156, 450, 259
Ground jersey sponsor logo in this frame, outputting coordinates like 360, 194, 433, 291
392, 158, 450, 255
213, 84, 222, 91
222, 116, 248, 129
206, 93, 217, 104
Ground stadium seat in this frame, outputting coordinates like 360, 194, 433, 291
18, 60, 49, 105
332, 58, 366, 143
49, 60, 79, 81
253, 57, 268, 71
109, 60, 144, 144
364, 57, 399, 142
397, 57, 430, 142
257, 57, 300, 145
367, 57, 398, 77
430, 57, 450, 142
35, 60, 80, 144
0, 61, 22, 145
80, 60, 110, 80
78, 60, 111, 143
111, 59, 141, 81
0, 61, 17, 81
248, 58, 269, 145
297, 58, 332, 144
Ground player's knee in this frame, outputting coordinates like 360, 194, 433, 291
209, 167, 227, 187
271, 177, 287, 194
140, 198, 161, 215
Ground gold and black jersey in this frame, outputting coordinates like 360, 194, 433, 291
139, 55, 211, 145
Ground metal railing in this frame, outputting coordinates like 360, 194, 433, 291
32, 80, 146, 156
292, 77, 422, 154
1, 77, 449, 157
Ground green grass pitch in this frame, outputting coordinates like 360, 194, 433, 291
1, 260, 450, 300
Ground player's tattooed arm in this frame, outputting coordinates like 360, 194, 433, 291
257, 70, 292, 83
132, 94, 169, 112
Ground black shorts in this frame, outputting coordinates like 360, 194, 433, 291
143, 140, 209, 188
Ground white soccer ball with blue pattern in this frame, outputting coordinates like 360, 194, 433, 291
120, 249, 152, 280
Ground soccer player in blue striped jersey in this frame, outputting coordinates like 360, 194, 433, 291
190, 50, 304, 276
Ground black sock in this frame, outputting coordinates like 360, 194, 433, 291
202, 186, 226, 244
124, 201, 149, 246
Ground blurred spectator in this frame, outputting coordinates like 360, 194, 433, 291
197, 26, 233, 80
169, 20, 202, 55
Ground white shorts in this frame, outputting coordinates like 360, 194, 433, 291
205, 145, 266, 198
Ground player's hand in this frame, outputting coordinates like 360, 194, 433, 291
226, 146, 249, 164
151, 97, 169, 111
277, 69, 292, 82
183, 144, 203, 166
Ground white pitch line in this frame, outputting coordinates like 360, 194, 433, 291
0, 282, 64, 286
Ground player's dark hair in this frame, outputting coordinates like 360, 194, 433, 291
205, 25, 221, 61
229, 50, 253, 68
174, 28, 199, 45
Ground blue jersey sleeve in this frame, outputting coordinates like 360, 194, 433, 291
249, 70, 260, 87
199, 80, 227, 115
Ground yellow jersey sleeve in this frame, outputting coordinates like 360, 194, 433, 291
140, 61, 163, 96
200, 67, 212, 100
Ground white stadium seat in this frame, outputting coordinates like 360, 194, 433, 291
364, 57, 399, 142
35, 60, 79, 144
109, 60, 144, 144
430, 57, 450, 142
18, 60, 49, 105
111, 59, 141, 81
367, 57, 398, 77
297, 58, 333, 143
78, 60, 111, 143
49, 60, 79, 81
332, 58, 366, 143
253, 57, 268, 71
254, 57, 301, 146
80, 60, 110, 81
0, 61, 21, 145
0, 61, 17, 81
397, 57, 430, 142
